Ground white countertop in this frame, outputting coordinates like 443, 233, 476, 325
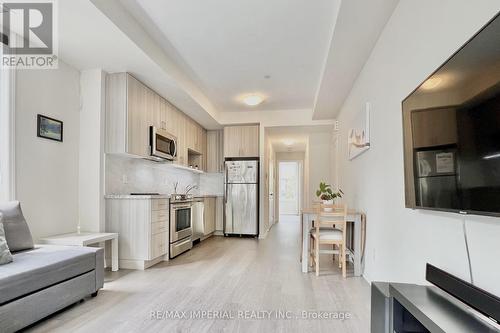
104, 194, 170, 199
105, 194, 222, 199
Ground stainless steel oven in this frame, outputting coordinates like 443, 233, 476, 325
169, 200, 193, 258
150, 126, 177, 161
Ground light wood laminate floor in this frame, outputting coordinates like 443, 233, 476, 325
26, 215, 370, 333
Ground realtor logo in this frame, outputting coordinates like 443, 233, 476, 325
1, 0, 58, 69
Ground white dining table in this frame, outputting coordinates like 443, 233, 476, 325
301, 208, 365, 276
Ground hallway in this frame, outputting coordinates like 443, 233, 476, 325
27, 217, 370, 333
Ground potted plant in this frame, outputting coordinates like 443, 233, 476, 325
316, 182, 343, 211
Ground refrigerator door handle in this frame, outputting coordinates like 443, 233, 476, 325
224, 164, 229, 204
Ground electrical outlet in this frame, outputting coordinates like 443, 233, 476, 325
122, 174, 128, 184
164, 177, 169, 185
372, 248, 376, 263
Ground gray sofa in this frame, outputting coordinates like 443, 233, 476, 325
0, 245, 104, 332
0, 202, 104, 333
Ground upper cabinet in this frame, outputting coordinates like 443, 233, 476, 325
411, 108, 458, 148
207, 130, 224, 173
106, 73, 150, 157
223, 125, 259, 158
106, 73, 208, 170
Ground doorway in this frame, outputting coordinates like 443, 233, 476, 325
278, 161, 301, 215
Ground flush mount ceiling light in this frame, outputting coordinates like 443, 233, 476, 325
283, 139, 295, 146
421, 77, 443, 90
242, 94, 264, 106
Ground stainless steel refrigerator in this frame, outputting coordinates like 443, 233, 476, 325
415, 149, 459, 209
224, 159, 259, 236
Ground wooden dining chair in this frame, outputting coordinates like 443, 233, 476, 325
309, 203, 347, 277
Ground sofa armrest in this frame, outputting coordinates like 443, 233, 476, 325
81, 246, 104, 290
93, 247, 104, 290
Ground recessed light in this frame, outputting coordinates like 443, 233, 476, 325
283, 139, 294, 146
242, 94, 264, 106
421, 77, 442, 90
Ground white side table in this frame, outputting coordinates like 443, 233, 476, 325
39, 232, 119, 271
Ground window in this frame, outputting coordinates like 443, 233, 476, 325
279, 161, 300, 215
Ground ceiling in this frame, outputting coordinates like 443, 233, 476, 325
56, 0, 399, 127
313, 0, 400, 119
58, 0, 221, 129
267, 125, 333, 152
124, 0, 341, 113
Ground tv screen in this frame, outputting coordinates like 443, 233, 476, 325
403, 13, 500, 216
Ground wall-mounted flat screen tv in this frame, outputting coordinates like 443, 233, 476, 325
402, 13, 500, 216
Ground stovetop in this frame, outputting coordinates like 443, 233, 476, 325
130, 193, 161, 196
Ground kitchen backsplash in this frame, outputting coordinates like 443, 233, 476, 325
199, 172, 224, 196
105, 155, 223, 196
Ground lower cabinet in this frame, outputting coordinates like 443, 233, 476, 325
215, 197, 224, 234
203, 197, 216, 236
106, 197, 169, 270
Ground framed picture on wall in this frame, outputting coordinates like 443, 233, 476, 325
37, 114, 63, 142
348, 102, 371, 160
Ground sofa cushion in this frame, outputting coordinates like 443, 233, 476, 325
0, 214, 13, 265
0, 245, 97, 305
0, 201, 34, 252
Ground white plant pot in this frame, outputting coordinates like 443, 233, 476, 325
322, 199, 334, 211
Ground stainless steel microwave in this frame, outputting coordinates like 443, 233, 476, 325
149, 126, 177, 161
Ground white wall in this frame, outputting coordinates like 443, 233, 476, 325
308, 132, 333, 202
336, 0, 500, 296
79, 69, 106, 232
15, 61, 81, 241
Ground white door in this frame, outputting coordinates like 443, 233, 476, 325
279, 161, 300, 215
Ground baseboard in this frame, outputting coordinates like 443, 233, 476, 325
213, 230, 224, 236
118, 256, 164, 270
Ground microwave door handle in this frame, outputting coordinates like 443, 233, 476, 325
149, 126, 155, 155
173, 139, 177, 159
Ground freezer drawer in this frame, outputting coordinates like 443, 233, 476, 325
417, 175, 459, 209
224, 183, 258, 235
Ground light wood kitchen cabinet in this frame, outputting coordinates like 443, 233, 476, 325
106, 72, 209, 168
106, 197, 169, 270
207, 130, 224, 173
203, 197, 216, 236
177, 113, 188, 166
159, 99, 168, 130
162, 102, 187, 166
411, 108, 457, 148
223, 125, 259, 158
185, 117, 207, 170
106, 73, 159, 158
215, 197, 224, 233
106, 73, 147, 157
185, 120, 196, 152
185, 118, 206, 154
201, 129, 207, 171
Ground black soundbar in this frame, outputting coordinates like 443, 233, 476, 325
426, 263, 500, 324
